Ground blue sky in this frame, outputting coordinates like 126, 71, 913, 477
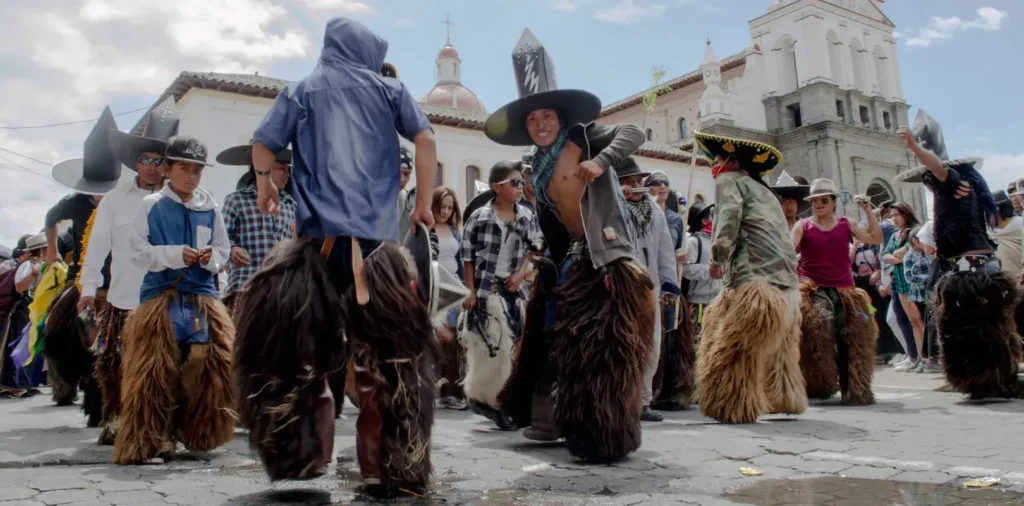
0, 0, 1017, 245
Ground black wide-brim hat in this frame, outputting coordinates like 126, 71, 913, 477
694, 131, 782, 174
216, 144, 292, 166
464, 189, 495, 223
50, 158, 121, 195
895, 158, 984, 184
773, 185, 810, 200
109, 130, 168, 172
687, 203, 715, 233
615, 157, 650, 180
484, 90, 601, 147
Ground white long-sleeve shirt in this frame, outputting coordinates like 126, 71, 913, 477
80, 177, 161, 310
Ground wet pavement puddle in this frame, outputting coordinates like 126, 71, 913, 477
726, 477, 1024, 505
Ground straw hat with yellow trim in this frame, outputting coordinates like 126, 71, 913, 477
693, 131, 783, 174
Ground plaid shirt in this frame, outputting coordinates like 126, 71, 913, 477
460, 201, 541, 300
222, 186, 296, 294
903, 248, 932, 303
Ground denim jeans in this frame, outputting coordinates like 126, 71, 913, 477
889, 297, 918, 361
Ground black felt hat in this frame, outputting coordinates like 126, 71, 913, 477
687, 203, 715, 234
771, 170, 811, 201
216, 143, 292, 166
485, 28, 601, 147
463, 189, 495, 224
50, 106, 122, 195
109, 96, 179, 171
164, 135, 213, 167
615, 157, 650, 180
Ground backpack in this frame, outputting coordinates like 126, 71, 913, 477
679, 235, 702, 298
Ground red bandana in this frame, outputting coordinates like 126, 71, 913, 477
712, 162, 728, 179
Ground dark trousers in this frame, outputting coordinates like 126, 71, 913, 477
492, 280, 522, 339
315, 237, 382, 295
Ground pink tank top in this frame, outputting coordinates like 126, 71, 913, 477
797, 217, 855, 288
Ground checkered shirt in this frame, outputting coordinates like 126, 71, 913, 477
460, 201, 541, 300
222, 186, 296, 294
904, 248, 932, 303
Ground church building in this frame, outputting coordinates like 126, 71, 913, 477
131, 0, 923, 218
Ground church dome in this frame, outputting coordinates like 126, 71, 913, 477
419, 39, 486, 113
422, 84, 486, 113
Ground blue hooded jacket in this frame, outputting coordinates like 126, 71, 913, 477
253, 18, 433, 241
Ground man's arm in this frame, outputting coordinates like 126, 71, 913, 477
222, 193, 240, 249
392, 82, 438, 220
80, 197, 114, 299
682, 236, 710, 281
129, 198, 188, 272
790, 220, 805, 253
586, 124, 646, 173
43, 196, 70, 265
412, 131, 438, 214
851, 210, 883, 245
654, 208, 680, 296
710, 177, 743, 270
899, 127, 947, 182
253, 86, 304, 211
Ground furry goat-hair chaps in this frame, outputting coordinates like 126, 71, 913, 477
41, 284, 89, 406
345, 243, 436, 498
458, 295, 514, 408
95, 306, 127, 445
652, 295, 697, 409
837, 287, 878, 405
114, 293, 235, 464
233, 240, 345, 481
551, 258, 654, 463
698, 281, 806, 424
934, 270, 1022, 399
798, 279, 840, 400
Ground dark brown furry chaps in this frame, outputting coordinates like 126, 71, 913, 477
838, 288, 878, 405
934, 270, 1021, 399
652, 295, 697, 410
114, 293, 235, 464
41, 284, 90, 406
497, 262, 556, 428
233, 240, 345, 481
344, 243, 436, 498
551, 258, 654, 463
799, 279, 840, 400
94, 305, 126, 445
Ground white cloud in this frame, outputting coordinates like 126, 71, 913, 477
594, 0, 666, 24
0, 0, 322, 246
901, 7, 1007, 48
300, 0, 376, 14
977, 152, 1024, 195
395, 18, 413, 26
553, 0, 578, 12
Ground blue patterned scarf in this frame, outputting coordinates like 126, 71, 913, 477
530, 130, 568, 209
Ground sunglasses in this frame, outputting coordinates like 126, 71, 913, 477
497, 178, 526, 189
808, 197, 833, 205
137, 155, 165, 166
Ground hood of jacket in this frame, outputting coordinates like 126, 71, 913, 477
319, 17, 387, 73
161, 185, 217, 212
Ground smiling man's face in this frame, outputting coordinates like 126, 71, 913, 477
526, 109, 560, 148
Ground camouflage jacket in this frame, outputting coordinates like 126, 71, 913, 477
710, 171, 798, 290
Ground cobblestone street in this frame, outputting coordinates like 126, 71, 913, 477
2, 368, 1024, 505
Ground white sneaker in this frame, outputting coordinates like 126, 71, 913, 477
888, 354, 906, 366
894, 359, 918, 372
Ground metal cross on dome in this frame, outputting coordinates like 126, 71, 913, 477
444, 13, 453, 44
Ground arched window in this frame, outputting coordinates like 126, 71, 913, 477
850, 39, 867, 92
465, 165, 480, 202
436, 162, 445, 187
826, 31, 844, 87
873, 46, 890, 98
775, 36, 798, 95
645, 128, 653, 141
678, 118, 688, 140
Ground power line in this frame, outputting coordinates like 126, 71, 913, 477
0, 156, 60, 187
0, 146, 55, 167
0, 106, 150, 130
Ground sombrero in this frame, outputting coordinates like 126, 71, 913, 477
403, 223, 468, 318
693, 131, 783, 174
109, 96, 179, 171
485, 28, 601, 147
50, 106, 122, 195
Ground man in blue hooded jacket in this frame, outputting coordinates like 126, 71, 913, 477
234, 17, 440, 495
